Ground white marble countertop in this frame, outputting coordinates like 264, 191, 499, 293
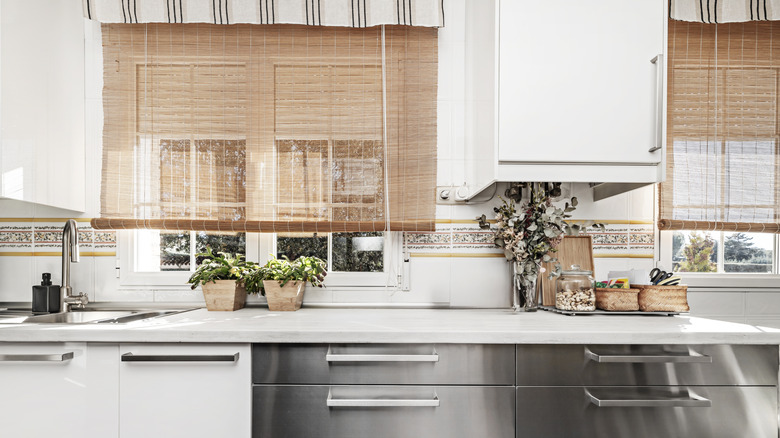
0, 308, 777, 344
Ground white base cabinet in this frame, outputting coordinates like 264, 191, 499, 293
0, 343, 101, 438
118, 343, 251, 438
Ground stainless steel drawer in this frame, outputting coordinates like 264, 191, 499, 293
253, 385, 515, 438
516, 386, 777, 438
253, 343, 515, 385
517, 344, 778, 386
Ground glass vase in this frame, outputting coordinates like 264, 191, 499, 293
512, 262, 539, 312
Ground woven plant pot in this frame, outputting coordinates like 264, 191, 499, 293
635, 284, 689, 312
595, 288, 639, 311
202, 280, 246, 311
263, 280, 305, 311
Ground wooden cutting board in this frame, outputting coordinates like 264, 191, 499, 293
540, 235, 595, 306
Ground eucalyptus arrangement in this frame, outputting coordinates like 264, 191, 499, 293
187, 248, 262, 294
477, 183, 604, 311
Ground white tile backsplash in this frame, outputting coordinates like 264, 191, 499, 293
449, 257, 510, 308
405, 257, 452, 304
745, 292, 780, 316
687, 292, 746, 316
0, 257, 34, 302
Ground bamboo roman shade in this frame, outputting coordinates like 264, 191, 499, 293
93, 23, 437, 232
660, 19, 780, 233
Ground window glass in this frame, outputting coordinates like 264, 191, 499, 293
159, 231, 190, 271
195, 232, 247, 265
723, 232, 773, 273
332, 232, 383, 272
276, 232, 384, 272
672, 230, 774, 273
672, 231, 718, 273
137, 229, 245, 273
276, 233, 328, 262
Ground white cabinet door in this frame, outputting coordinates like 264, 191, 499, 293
119, 343, 251, 438
498, 0, 664, 165
0, 0, 86, 211
0, 343, 91, 438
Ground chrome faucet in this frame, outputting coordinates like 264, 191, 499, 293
61, 219, 88, 312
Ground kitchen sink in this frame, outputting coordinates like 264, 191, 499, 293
0, 308, 194, 324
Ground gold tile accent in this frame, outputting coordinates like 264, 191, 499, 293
410, 253, 505, 258
0, 251, 116, 257
0, 218, 93, 223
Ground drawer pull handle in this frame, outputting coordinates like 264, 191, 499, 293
585, 389, 712, 408
327, 394, 440, 408
0, 352, 74, 362
121, 352, 239, 362
326, 347, 438, 362
585, 348, 712, 363
326, 354, 439, 362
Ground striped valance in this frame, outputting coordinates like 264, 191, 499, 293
82, 0, 445, 27
671, 0, 780, 23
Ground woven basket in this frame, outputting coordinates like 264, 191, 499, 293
595, 288, 639, 311
635, 284, 689, 312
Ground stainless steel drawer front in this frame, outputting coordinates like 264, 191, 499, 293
517, 344, 778, 386
516, 386, 777, 438
253, 344, 515, 385
253, 385, 515, 438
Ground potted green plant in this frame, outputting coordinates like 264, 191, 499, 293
250, 256, 326, 311
187, 248, 260, 311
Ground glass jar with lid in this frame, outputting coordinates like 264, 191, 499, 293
555, 264, 596, 311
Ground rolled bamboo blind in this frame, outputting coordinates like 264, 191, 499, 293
94, 24, 437, 232
660, 19, 780, 233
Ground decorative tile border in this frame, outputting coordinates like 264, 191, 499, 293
405, 219, 655, 259
0, 219, 115, 256
0, 223, 34, 251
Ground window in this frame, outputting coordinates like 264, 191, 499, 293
98, 23, 436, 288
660, 20, 780, 234
666, 231, 776, 273
120, 230, 397, 288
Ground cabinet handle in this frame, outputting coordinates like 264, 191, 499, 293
121, 352, 239, 362
0, 352, 74, 362
326, 354, 439, 362
585, 348, 711, 363
649, 54, 664, 153
585, 389, 712, 408
327, 394, 440, 408
326, 346, 438, 362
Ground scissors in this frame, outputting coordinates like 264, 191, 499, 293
650, 268, 673, 285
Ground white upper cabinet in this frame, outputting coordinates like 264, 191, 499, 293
498, 0, 665, 165
0, 0, 86, 212
456, 0, 668, 198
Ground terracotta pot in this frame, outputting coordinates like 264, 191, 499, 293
263, 280, 305, 311
201, 280, 246, 311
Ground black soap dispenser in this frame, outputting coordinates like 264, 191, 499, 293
32, 273, 60, 314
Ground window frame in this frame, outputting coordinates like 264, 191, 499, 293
118, 230, 403, 289
658, 230, 780, 289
